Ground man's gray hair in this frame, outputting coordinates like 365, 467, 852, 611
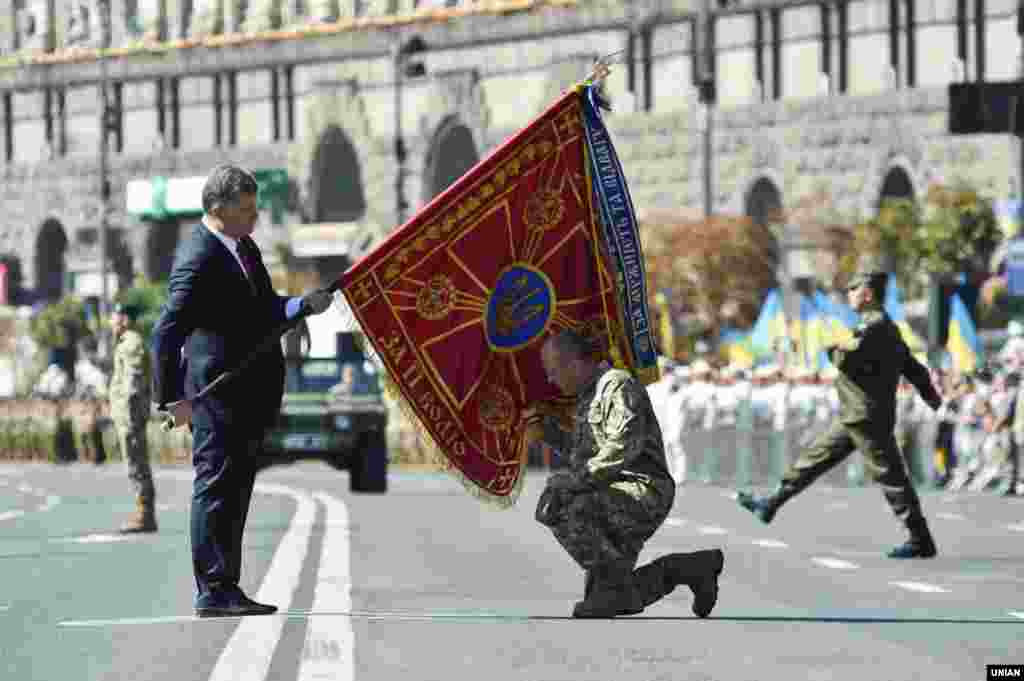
546, 328, 596, 360
202, 164, 259, 214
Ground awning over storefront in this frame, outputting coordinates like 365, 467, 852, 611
288, 222, 382, 258
126, 169, 290, 223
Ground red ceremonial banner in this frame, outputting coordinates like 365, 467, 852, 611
340, 88, 634, 505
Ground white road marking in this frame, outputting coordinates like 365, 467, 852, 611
0, 605, 9, 612
207, 482, 316, 681
825, 502, 850, 511
936, 512, 965, 521
1007, 523, 1024, 533
297, 493, 354, 681
664, 518, 686, 527
57, 534, 136, 544
1010, 612, 1024, 620
697, 525, 728, 535
16, 483, 32, 494
0, 510, 25, 522
752, 539, 789, 549
812, 557, 860, 570
36, 495, 60, 512
890, 581, 949, 594
61, 615, 206, 627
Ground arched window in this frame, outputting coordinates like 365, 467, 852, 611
744, 177, 782, 264
878, 166, 914, 208
34, 219, 68, 302
423, 118, 479, 202
311, 125, 366, 223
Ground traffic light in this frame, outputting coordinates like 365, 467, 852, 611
948, 82, 1024, 135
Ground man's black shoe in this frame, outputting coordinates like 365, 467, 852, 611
737, 491, 777, 524
195, 590, 278, 618
887, 539, 937, 559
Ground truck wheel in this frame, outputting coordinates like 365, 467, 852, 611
350, 431, 388, 493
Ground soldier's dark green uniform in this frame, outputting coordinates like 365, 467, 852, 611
738, 269, 943, 558
534, 357, 723, 618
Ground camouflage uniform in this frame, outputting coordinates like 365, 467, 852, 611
535, 366, 722, 617
109, 328, 156, 510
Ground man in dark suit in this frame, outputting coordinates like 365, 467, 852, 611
736, 260, 944, 559
151, 165, 333, 617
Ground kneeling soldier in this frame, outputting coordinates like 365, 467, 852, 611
530, 330, 724, 618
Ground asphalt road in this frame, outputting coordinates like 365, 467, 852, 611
1, 461, 1022, 681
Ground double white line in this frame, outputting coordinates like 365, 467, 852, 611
207, 484, 354, 681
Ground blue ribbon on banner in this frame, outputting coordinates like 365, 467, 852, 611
580, 85, 657, 375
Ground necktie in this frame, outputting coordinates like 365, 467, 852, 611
237, 237, 261, 292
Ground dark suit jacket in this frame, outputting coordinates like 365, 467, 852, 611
827, 308, 941, 428
151, 223, 288, 435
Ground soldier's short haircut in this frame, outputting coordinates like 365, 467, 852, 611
202, 164, 259, 214
546, 328, 596, 361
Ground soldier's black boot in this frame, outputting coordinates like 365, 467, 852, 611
572, 561, 643, 619
888, 513, 937, 559
737, 482, 796, 524
627, 549, 725, 617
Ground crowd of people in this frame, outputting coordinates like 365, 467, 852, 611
647, 343, 1024, 498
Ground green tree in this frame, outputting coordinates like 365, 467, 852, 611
114, 277, 169, 340
838, 183, 1001, 296
29, 296, 93, 352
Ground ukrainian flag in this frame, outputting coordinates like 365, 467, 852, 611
884, 274, 927, 354
946, 292, 982, 373
812, 290, 857, 354
749, 289, 788, 358
719, 327, 755, 367
802, 293, 834, 370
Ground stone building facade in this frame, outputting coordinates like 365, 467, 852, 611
0, 0, 1020, 305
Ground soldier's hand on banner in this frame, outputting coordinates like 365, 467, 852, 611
302, 290, 334, 315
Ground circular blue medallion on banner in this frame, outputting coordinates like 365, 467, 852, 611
485, 264, 555, 352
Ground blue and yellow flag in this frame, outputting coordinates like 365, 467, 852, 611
946, 292, 981, 373
719, 327, 755, 368
884, 274, 926, 354
812, 290, 856, 352
749, 289, 787, 357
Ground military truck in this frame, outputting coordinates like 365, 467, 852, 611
262, 332, 388, 492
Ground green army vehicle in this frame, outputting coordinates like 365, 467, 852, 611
262, 354, 388, 492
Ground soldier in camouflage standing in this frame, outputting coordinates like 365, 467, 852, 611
736, 262, 943, 558
109, 303, 157, 533
528, 329, 724, 619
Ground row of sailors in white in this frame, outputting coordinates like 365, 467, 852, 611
647, 359, 842, 483
928, 372, 1021, 490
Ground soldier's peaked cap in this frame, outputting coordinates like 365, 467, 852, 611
113, 302, 142, 321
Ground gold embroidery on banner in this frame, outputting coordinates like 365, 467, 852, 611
415, 274, 457, 320
524, 188, 565, 234
378, 107, 571, 286
487, 465, 519, 493
478, 386, 515, 432
351, 277, 377, 306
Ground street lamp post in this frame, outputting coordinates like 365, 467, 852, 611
392, 36, 427, 228
97, 0, 114, 359
696, 0, 715, 219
